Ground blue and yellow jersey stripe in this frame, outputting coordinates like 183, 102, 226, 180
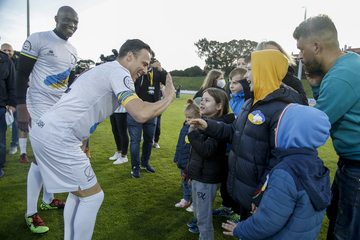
20, 51, 37, 60
117, 91, 138, 107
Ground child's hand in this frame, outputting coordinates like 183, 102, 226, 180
251, 203, 258, 214
222, 220, 237, 236
186, 118, 208, 131
181, 175, 186, 182
181, 172, 187, 182
188, 179, 191, 186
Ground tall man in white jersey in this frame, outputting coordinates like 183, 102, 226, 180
30, 39, 175, 240
16, 6, 78, 234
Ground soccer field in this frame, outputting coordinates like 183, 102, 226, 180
0, 94, 337, 239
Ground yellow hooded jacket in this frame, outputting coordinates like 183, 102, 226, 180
252, 50, 289, 105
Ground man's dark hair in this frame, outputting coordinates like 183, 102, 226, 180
118, 39, 151, 58
293, 14, 337, 40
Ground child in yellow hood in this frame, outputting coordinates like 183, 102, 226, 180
187, 49, 304, 221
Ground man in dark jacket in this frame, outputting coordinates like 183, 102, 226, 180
0, 50, 16, 178
188, 50, 303, 221
128, 52, 167, 178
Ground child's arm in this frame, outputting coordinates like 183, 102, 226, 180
204, 118, 236, 143
227, 169, 297, 240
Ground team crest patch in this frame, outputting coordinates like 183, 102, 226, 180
185, 135, 189, 143
84, 165, 95, 182
22, 40, 31, 51
248, 110, 265, 125
123, 76, 134, 90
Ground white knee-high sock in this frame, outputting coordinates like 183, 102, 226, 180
42, 186, 54, 204
73, 190, 104, 240
19, 138, 27, 154
64, 193, 80, 240
26, 162, 43, 216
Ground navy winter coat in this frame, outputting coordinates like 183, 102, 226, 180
204, 86, 303, 208
173, 122, 191, 170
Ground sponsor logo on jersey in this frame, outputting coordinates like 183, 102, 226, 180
123, 76, 134, 90
248, 110, 265, 125
44, 68, 71, 89
44, 49, 56, 57
22, 40, 31, 51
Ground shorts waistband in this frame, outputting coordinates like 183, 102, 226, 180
338, 157, 360, 168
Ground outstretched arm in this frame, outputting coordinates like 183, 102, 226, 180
125, 73, 175, 123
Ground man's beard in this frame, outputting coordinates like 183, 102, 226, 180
303, 56, 322, 73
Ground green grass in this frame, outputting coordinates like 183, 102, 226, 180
0, 93, 336, 240
172, 76, 204, 91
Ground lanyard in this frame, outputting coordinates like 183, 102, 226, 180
148, 69, 154, 86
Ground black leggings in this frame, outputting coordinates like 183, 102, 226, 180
110, 113, 129, 155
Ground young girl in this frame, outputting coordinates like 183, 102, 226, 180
193, 69, 225, 100
186, 88, 235, 239
173, 99, 201, 210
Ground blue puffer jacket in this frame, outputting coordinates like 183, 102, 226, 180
205, 86, 303, 208
173, 122, 191, 170
233, 103, 331, 240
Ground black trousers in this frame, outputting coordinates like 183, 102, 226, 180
110, 113, 129, 155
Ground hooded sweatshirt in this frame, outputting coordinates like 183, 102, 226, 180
233, 103, 331, 240
252, 50, 288, 105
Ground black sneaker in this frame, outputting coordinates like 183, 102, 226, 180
0, 168, 4, 178
140, 163, 155, 173
131, 166, 141, 178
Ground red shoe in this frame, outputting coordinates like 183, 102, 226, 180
40, 198, 65, 210
25, 213, 49, 233
20, 153, 29, 163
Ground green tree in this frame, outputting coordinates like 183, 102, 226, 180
194, 38, 258, 74
170, 65, 204, 77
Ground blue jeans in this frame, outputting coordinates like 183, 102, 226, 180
11, 105, 19, 148
0, 108, 7, 169
127, 113, 156, 167
327, 164, 360, 240
181, 169, 191, 202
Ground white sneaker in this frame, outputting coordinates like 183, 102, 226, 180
9, 146, 18, 154
113, 156, 128, 165
153, 142, 160, 149
175, 198, 191, 208
109, 152, 121, 160
121, 155, 128, 163
186, 203, 194, 212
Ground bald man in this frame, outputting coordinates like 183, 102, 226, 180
294, 14, 360, 240
16, 6, 78, 234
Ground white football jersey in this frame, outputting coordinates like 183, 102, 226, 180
20, 30, 77, 119
34, 61, 138, 141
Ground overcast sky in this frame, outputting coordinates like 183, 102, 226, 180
1, 0, 359, 71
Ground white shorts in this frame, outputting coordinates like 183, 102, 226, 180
29, 128, 97, 193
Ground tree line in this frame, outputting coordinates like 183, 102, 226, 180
171, 38, 258, 76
